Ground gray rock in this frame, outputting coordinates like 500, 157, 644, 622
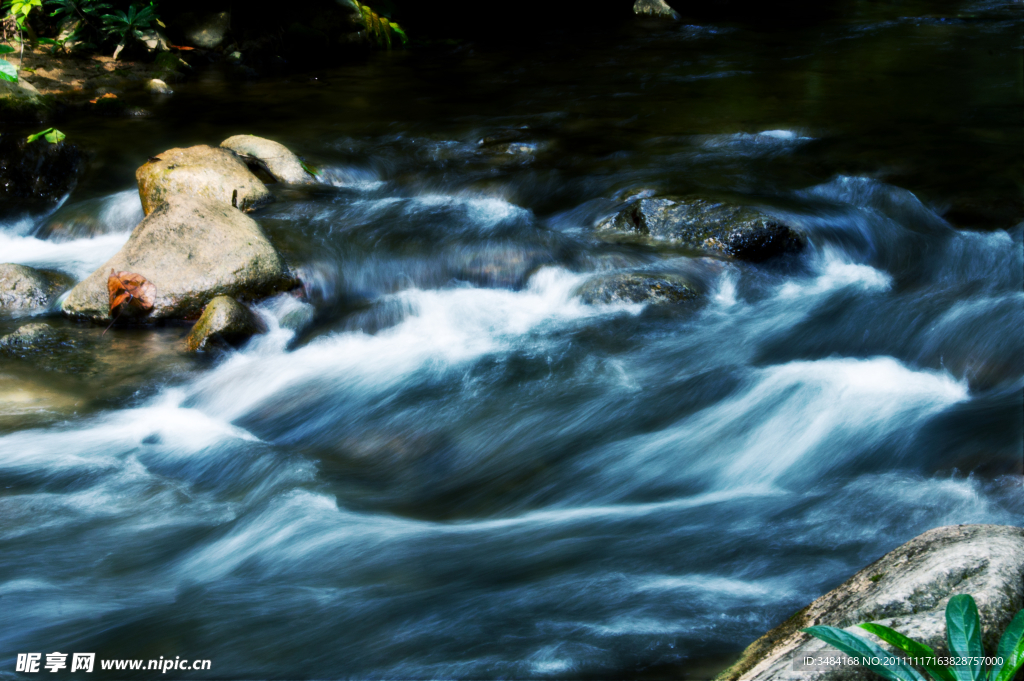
718, 524, 1024, 681
220, 134, 317, 186
185, 295, 266, 352
0, 322, 55, 348
0, 78, 52, 121
634, 0, 680, 19
184, 11, 231, 49
574, 271, 699, 305
136, 145, 272, 215
0, 264, 74, 312
61, 196, 296, 321
597, 196, 804, 262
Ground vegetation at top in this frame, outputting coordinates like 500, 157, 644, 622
804, 594, 1024, 681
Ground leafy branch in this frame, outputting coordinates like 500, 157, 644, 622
352, 1, 406, 49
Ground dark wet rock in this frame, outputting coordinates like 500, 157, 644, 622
634, 0, 680, 18
597, 197, 804, 262
62, 196, 296, 321
0, 264, 74, 312
185, 296, 266, 352
0, 134, 82, 217
0, 78, 52, 122
220, 135, 317, 186
718, 524, 1024, 681
136, 145, 272, 216
574, 271, 699, 305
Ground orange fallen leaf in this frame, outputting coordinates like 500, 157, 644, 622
107, 269, 156, 316
169, 44, 194, 51
89, 93, 118, 104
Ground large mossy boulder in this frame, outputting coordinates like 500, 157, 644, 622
185, 295, 266, 352
598, 197, 804, 262
634, 0, 680, 18
136, 145, 272, 215
62, 197, 296, 321
0, 79, 52, 122
574, 271, 699, 305
221, 134, 317, 185
718, 524, 1024, 681
0, 133, 82, 218
0, 263, 74, 312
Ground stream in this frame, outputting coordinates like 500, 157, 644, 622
1, 0, 1023, 677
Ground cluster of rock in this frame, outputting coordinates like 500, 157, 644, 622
573, 194, 805, 307
1, 135, 317, 353
717, 524, 1024, 681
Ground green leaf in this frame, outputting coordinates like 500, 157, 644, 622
0, 44, 14, 53
43, 128, 65, 143
803, 626, 926, 681
860, 623, 957, 681
946, 595, 983, 681
26, 127, 54, 143
0, 59, 17, 83
389, 22, 407, 44
991, 610, 1024, 681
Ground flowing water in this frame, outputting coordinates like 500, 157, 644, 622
1, 1, 1023, 678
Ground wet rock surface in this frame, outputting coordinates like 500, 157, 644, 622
0, 134, 82, 218
136, 145, 272, 215
62, 197, 296, 321
574, 271, 700, 305
186, 296, 267, 352
598, 197, 805, 262
719, 524, 1024, 681
0, 264, 74, 313
221, 135, 317, 185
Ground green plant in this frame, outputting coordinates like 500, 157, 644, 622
804, 594, 1024, 681
0, 42, 15, 81
2, 0, 42, 81
26, 127, 65, 143
44, 0, 110, 51
352, 1, 406, 49
100, 2, 154, 59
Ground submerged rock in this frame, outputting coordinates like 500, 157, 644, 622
220, 134, 317, 185
0, 133, 82, 217
62, 197, 296, 321
0, 264, 74, 312
718, 524, 1024, 681
574, 271, 699, 305
634, 0, 680, 18
185, 296, 266, 352
136, 145, 272, 215
598, 197, 804, 262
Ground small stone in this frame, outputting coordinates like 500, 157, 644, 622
145, 78, 173, 95
185, 296, 266, 352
